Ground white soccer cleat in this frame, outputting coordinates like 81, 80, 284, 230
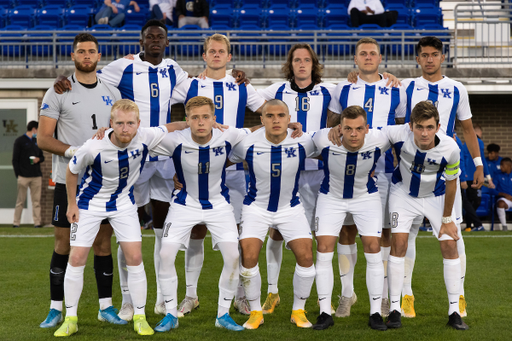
118, 303, 134, 321
177, 296, 199, 317
154, 302, 166, 316
335, 293, 357, 317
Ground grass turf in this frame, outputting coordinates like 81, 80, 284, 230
0, 226, 511, 340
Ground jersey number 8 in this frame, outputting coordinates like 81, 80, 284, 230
345, 164, 356, 176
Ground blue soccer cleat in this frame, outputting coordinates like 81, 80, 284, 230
40, 308, 63, 328
155, 313, 179, 332
215, 313, 244, 331
97, 306, 128, 325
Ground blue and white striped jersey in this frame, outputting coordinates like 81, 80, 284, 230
402, 76, 472, 137
257, 81, 336, 171
312, 128, 390, 199
328, 76, 406, 174
150, 126, 250, 209
385, 125, 461, 198
69, 126, 168, 212
230, 128, 317, 212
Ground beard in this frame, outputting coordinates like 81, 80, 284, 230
75, 59, 98, 73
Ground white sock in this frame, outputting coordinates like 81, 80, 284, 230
185, 238, 204, 299
292, 263, 315, 311
316, 251, 334, 315
457, 235, 466, 297
403, 225, 419, 296
99, 297, 112, 311
365, 252, 384, 315
235, 244, 246, 300
443, 258, 461, 315
266, 237, 283, 294
381, 246, 390, 300
159, 242, 180, 317
217, 242, 239, 317
127, 263, 147, 316
50, 300, 63, 312
153, 228, 164, 305
64, 264, 85, 317
497, 207, 507, 229
117, 246, 131, 305
338, 243, 357, 298
240, 264, 261, 311
388, 255, 405, 312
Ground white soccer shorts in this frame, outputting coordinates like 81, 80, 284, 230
298, 169, 324, 229
497, 197, 512, 208
134, 158, 175, 206
225, 170, 247, 224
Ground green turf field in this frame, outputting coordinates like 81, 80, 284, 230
0, 226, 510, 341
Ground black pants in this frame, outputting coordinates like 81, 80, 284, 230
350, 8, 398, 28
462, 181, 482, 228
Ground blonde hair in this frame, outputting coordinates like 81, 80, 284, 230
111, 99, 140, 121
185, 96, 215, 116
203, 33, 231, 54
355, 37, 380, 54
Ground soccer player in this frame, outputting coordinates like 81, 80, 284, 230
327, 37, 406, 318
312, 105, 391, 331
53, 99, 188, 337
486, 143, 502, 179
385, 101, 468, 331
233, 99, 316, 330
38, 33, 123, 328
489, 157, 512, 231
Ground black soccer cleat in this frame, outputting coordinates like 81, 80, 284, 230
368, 313, 388, 331
386, 310, 402, 328
312, 312, 334, 330
447, 312, 469, 330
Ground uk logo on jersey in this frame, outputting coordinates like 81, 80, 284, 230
102, 96, 113, 106
427, 158, 437, 165
285, 147, 297, 158
159, 69, 168, 78
226, 82, 237, 91
212, 147, 224, 156
361, 151, 372, 160
310, 90, 319, 96
130, 149, 141, 159
378, 87, 389, 95
441, 89, 451, 98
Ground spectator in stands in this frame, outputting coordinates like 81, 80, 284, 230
149, 0, 176, 26
96, 0, 140, 28
486, 143, 502, 179
490, 157, 512, 231
176, 0, 209, 29
348, 0, 397, 28
12, 120, 44, 228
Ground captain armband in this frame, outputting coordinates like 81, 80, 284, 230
445, 160, 460, 176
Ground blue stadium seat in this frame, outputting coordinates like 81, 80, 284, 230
175, 25, 204, 57
27, 24, 54, 56
87, 24, 114, 56
354, 23, 387, 53
476, 193, 493, 218
296, 0, 323, 8
265, 24, 292, 56
212, 0, 237, 7
73, 0, 103, 7
411, 5, 442, 27
388, 23, 417, 55
234, 24, 262, 56
36, 5, 64, 27
239, 0, 268, 9
65, 5, 93, 26
8, 5, 36, 27
384, 0, 410, 7
125, 4, 148, 27
16, 0, 42, 8
210, 5, 234, 27
385, 4, 411, 25
295, 4, 319, 27
265, 6, 294, 27
0, 24, 26, 56
210, 23, 231, 31
325, 24, 352, 55
56, 24, 82, 55
0, 5, 7, 28
410, 0, 439, 7
236, 5, 263, 28
321, 4, 349, 28
296, 23, 322, 54
116, 24, 141, 56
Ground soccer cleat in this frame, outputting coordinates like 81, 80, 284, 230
154, 302, 166, 315
290, 309, 313, 328
312, 312, 334, 330
459, 295, 467, 318
401, 295, 416, 318
54, 316, 78, 337
464, 227, 472, 232
142, 219, 153, 230
471, 226, 485, 232
133, 314, 154, 335
155, 313, 179, 332
40, 308, 63, 328
503, 226, 508, 231
243, 311, 264, 329
233, 296, 251, 315
262, 293, 280, 314
98, 306, 128, 325
386, 310, 402, 329
335, 293, 357, 317
118, 303, 134, 321
368, 313, 388, 331
381, 298, 390, 317
177, 296, 200, 317
447, 312, 469, 330
215, 313, 244, 331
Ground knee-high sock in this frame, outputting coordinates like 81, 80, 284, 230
292, 263, 315, 311
49, 251, 68, 311
402, 225, 419, 296
444, 258, 461, 315
185, 238, 204, 299
153, 228, 163, 305
94, 255, 113, 310
497, 207, 507, 229
127, 263, 147, 316
266, 237, 283, 294
64, 264, 85, 317
118, 246, 131, 305
159, 242, 180, 316
235, 243, 245, 300
388, 255, 405, 312
217, 242, 240, 317
365, 252, 384, 315
338, 243, 357, 298
381, 246, 390, 300
240, 264, 261, 311
316, 251, 334, 315
456, 235, 466, 297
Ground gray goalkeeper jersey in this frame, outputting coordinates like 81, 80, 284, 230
40, 73, 122, 184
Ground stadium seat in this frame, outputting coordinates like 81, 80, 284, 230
385, 4, 411, 25
410, 0, 439, 7
212, 0, 236, 7
296, 0, 323, 8
116, 24, 141, 56
354, 24, 387, 54
210, 5, 234, 28
295, 4, 320, 27
175, 25, 204, 57
265, 5, 294, 27
411, 5, 442, 27
8, 5, 36, 27
476, 193, 493, 218
36, 5, 64, 27
56, 24, 82, 55
125, 4, 148, 27
27, 24, 54, 56
0, 5, 7, 28
72, 0, 103, 7
296, 23, 322, 54
236, 5, 263, 28
325, 24, 353, 55
16, 0, 42, 8
384, 0, 410, 7
87, 24, 114, 56
234, 24, 262, 56
64, 4, 93, 26
0, 24, 26, 56
388, 23, 417, 55
265, 24, 292, 56
210, 23, 231, 31
321, 4, 349, 28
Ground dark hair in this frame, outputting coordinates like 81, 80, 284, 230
410, 101, 440, 126
487, 143, 501, 153
501, 157, 512, 165
416, 36, 443, 55
141, 19, 168, 37
341, 105, 367, 124
27, 120, 38, 131
261, 99, 289, 115
282, 43, 323, 85
73, 33, 99, 52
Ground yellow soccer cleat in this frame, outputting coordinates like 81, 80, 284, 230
459, 295, 467, 317
290, 309, 312, 328
54, 316, 78, 337
401, 295, 416, 318
134, 314, 154, 336
262, 293, 280, 314
243, 311, 264, 329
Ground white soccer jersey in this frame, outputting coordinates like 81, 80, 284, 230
69, 126, 168, 212
258, 81, 336, 171
230, 128, 317, 212
150, 126, 250, 209
328, 76, 406, 174
385, 125, 461, 198
402, 76, 472, 137
312, 128, 391, 199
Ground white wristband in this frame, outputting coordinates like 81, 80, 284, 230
442, 216, 452, 224
64, 146, 79, 158
486, 175, 492, 181
473, 157, 483, 167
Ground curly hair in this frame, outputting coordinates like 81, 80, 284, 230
281, 43, 323, 85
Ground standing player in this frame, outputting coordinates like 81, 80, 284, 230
233, 100, 316, 330
38, 33, 123, 328
327, 37, 405, 317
